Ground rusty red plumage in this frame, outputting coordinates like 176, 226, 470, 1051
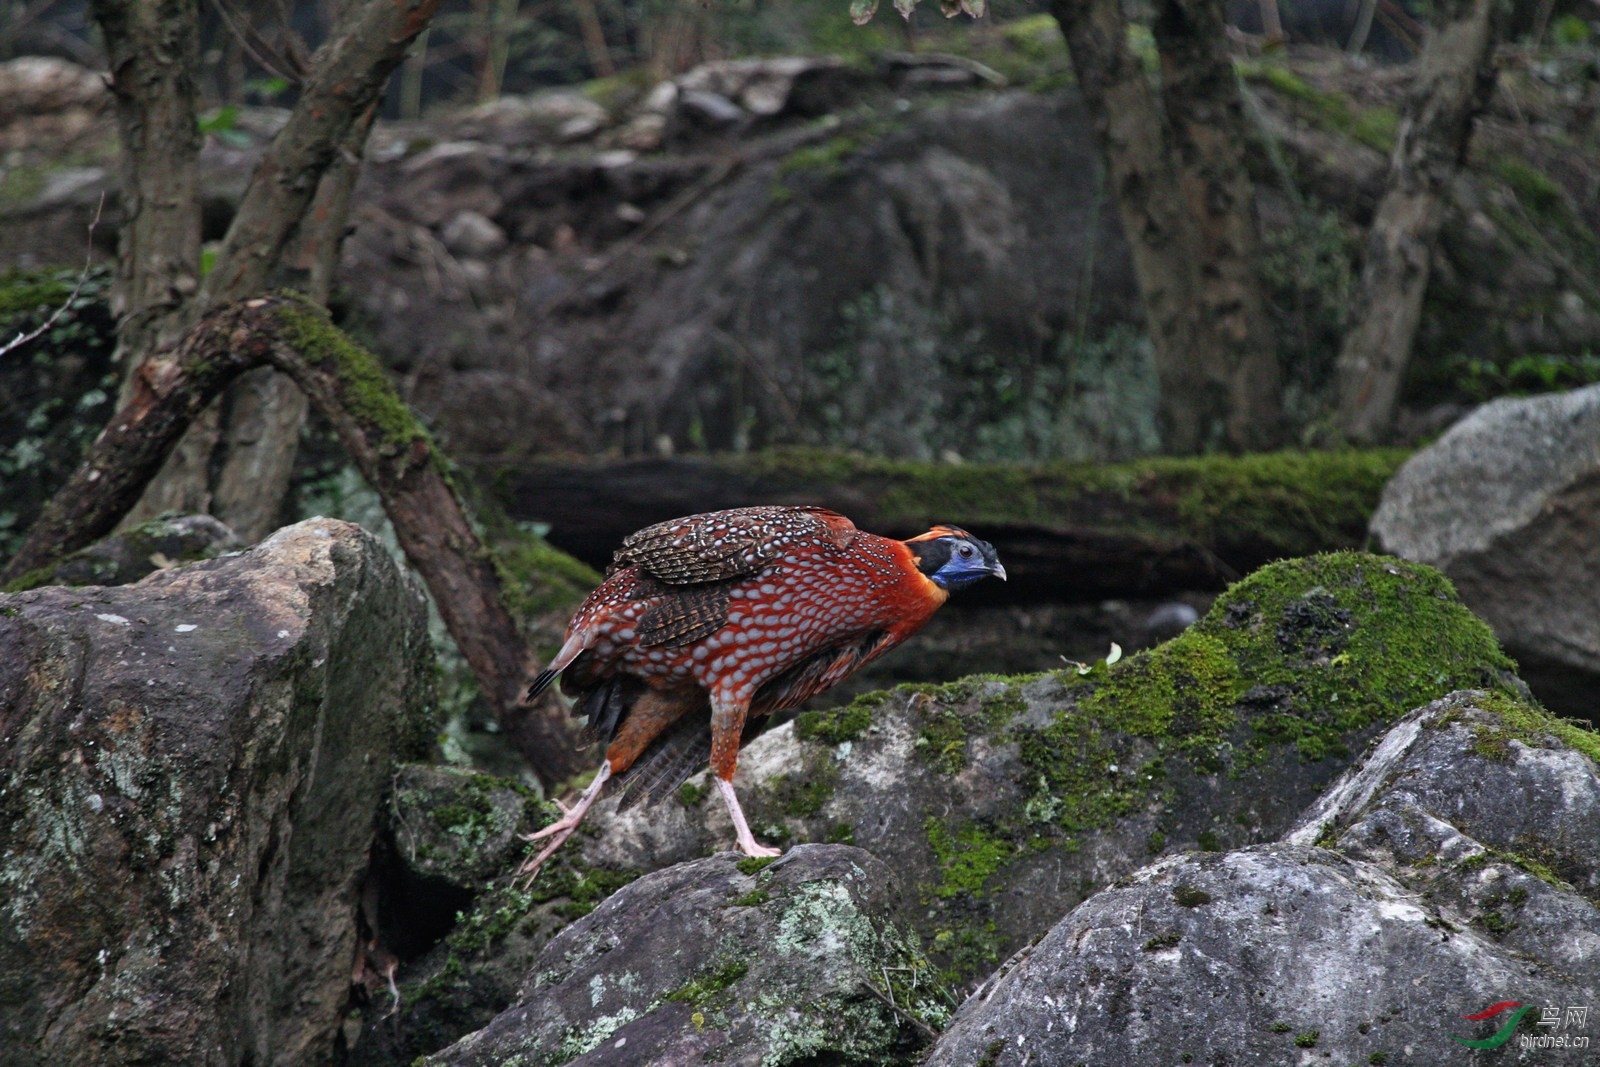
518, 505, 1003, 878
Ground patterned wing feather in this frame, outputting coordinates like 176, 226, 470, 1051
613, 505, 858, 585
634, 580, 737, 648
611, 706, 711, 810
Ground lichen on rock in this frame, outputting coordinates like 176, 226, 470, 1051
0, 518, 438, 1065
424, 845, 941, 1067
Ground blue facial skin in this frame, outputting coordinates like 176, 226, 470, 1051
930, 538, 1007, 590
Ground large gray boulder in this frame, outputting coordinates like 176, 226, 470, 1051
925, 690, 1600, 1065
0, 518, 437, 1067
1371, 384, 1600, 714
427, 845, 938, 1067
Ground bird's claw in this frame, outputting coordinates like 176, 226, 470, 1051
516, 817, 581, 885
523, 811, 579, 843
742, 843, 782, 858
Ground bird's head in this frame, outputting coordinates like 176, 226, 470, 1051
906, 525, 1006, 591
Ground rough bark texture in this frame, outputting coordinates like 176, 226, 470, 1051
926, 691, 1600, 1065
1050, 0, 1202, 448
88, 0, 202, 403
122, 0, 441, 536
0, 519, 437, 1067
1151, 0, 1283, 449
1051, 0, 1281, 452
1, 295, 581, 784
497, 450, 1406, 602
1335, 0, 1501, 441
209, 366, 311, 542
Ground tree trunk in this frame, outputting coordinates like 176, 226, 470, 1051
89, 0, 203, 405
1334, 0, 1501, 442
3, 295, 582, 786
211, 113, 379, 543
1152, 0, 1284, 450
1051, 0, 1282, 453
120, 0, 441, 540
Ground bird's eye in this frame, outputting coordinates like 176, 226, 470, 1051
958, 544, 974, 558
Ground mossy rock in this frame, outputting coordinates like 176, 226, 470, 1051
552, 551, 1520, 993
420, 847, 942, 1067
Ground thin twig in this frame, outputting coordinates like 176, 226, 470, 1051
206, 0, 307, 86
858, 977, 941, 1040
0, 193, 105, 360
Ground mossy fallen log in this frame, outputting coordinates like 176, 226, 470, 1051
498, 448, 1409, 600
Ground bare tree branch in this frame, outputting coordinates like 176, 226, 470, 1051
202, 0, 444, 307
2, 294, 582, 785
0, 195, 105, 361
205, 0, 308, 86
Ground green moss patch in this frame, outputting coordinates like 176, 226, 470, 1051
1241, 62, 1397, 152
1098, 552, 1516, 764
664, 960, 749, 1006
795, 692, 882, 744
906, 552, 1515, 956
275, 297, 438, 468
926, 818, 1015, 898
1461, 689, 1600, 767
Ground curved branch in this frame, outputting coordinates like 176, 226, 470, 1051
2, 294, 581, 785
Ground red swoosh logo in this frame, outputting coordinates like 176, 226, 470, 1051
1462, 1001, 1523, 1021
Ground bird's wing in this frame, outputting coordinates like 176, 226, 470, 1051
633, 579, 737, 648
613, 505, 858, 585
751, 629, 896, 716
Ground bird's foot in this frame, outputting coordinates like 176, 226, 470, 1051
516, 761, 612, 885
715, 775, 784, 860
522, 805, 578, 843
516, 821, 580, 885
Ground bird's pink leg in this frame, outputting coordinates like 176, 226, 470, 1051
714, 776, 781, 858
517, 760, 612, 883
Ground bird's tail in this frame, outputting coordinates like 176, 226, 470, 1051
527, 632, 586, 701
527, 668, 561, 701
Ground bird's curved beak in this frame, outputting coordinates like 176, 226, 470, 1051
992, 562, 1007, 581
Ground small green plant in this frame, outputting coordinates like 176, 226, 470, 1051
1552, 15, 1591, 45
1451, 351, 1600, 401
